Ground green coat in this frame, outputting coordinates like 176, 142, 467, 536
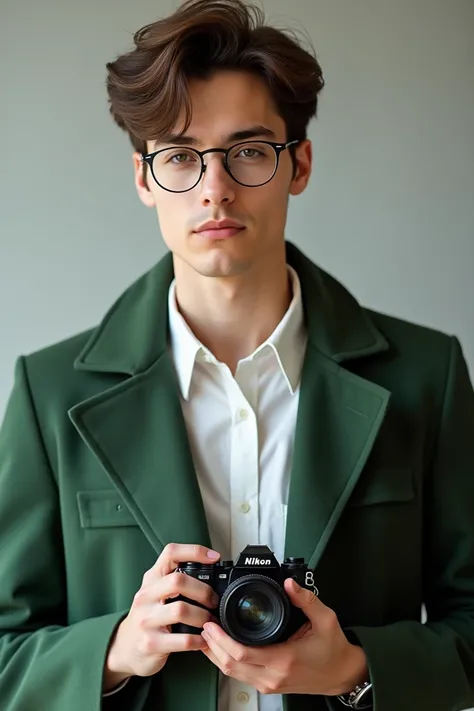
1, 242, 474, 711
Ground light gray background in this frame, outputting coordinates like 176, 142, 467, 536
2, 0, 473, 421
1, 1, 474, 706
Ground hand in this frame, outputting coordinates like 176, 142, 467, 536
103, 543, 221, 692
200, 578, 368, 697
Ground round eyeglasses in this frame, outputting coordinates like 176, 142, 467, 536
140, 139, 300, 193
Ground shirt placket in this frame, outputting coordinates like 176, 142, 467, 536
227, 361, 260, 711
228, 361, 259, 559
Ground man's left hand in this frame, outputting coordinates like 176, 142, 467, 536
201, 578, 368, 696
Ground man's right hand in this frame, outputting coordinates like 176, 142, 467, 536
103, 543, 221, 692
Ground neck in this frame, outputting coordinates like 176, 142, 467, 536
173, 253, 292, 374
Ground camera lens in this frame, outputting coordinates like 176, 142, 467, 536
219, 575, 290, 645
237, 592, 272, 629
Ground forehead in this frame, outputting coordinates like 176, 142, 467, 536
176, 70, 285, 144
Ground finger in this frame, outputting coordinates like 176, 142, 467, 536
202, 623, 267, 667
154, 632, 209, 654
156, 600, 217, 629
139, 571, 219, 609
284, 578, 325, 624
201, 641, 272, 690
153, 543, 221, 578
201, 646, 234, 672
201, 632, 239, 674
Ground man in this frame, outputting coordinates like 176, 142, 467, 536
0, 1, 473, 710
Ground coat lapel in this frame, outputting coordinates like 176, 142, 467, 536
69, 254, 211, 554
69, 353, 211, 554
284, 346, 391, 569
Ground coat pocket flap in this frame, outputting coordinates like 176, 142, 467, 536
349, 467, 415, 507
77, 490, 138, 528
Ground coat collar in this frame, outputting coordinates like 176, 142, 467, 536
74, 241, 389, 375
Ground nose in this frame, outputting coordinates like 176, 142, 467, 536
199, 153, 236, 206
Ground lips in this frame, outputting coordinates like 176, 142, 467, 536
194, 219, 245, 232
196, 226, 245, 240
193, 219, 246, 240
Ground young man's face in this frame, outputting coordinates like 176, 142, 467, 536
133, 69, 312, 279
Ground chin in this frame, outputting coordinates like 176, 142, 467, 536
194, 253, 250, 278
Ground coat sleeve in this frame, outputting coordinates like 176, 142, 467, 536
0, 356, 152, 710
326, 336, 474, 711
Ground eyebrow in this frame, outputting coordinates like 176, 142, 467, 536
152, 125, 277, 149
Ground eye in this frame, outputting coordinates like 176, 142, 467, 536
168, 152, 195, 164
159, 148, 199, 166
237, 147, 263, 159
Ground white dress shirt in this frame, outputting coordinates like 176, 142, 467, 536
167, 265, 307, 711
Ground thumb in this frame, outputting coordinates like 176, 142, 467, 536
284, 578, 323, 621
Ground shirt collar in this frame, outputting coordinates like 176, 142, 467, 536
167, 265, 307, 401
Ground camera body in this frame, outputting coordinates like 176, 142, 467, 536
172, 545, 318, 646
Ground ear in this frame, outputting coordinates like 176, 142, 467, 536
133, 152, 156, 208
289, 139, 312, 197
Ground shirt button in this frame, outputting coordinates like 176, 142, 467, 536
237, 692, 250, 704
239, 502, 251, 514
238, 408, 249, 420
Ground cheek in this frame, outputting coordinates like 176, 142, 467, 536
256, 183, 290, 224
155, 196, 191, 242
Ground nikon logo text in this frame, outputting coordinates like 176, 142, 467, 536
245, 557, 272, 565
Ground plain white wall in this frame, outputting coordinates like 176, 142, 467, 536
2, 0, 473, 421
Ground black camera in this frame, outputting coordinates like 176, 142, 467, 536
171, 545, 318, 646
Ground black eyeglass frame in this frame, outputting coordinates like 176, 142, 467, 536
140, 139, 300, 193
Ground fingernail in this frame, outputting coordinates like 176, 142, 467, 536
201, 630, 210, 641
207, 550, 220, 559
290, 579, 300, 593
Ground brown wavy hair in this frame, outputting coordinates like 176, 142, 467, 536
105, 0, 325, 184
